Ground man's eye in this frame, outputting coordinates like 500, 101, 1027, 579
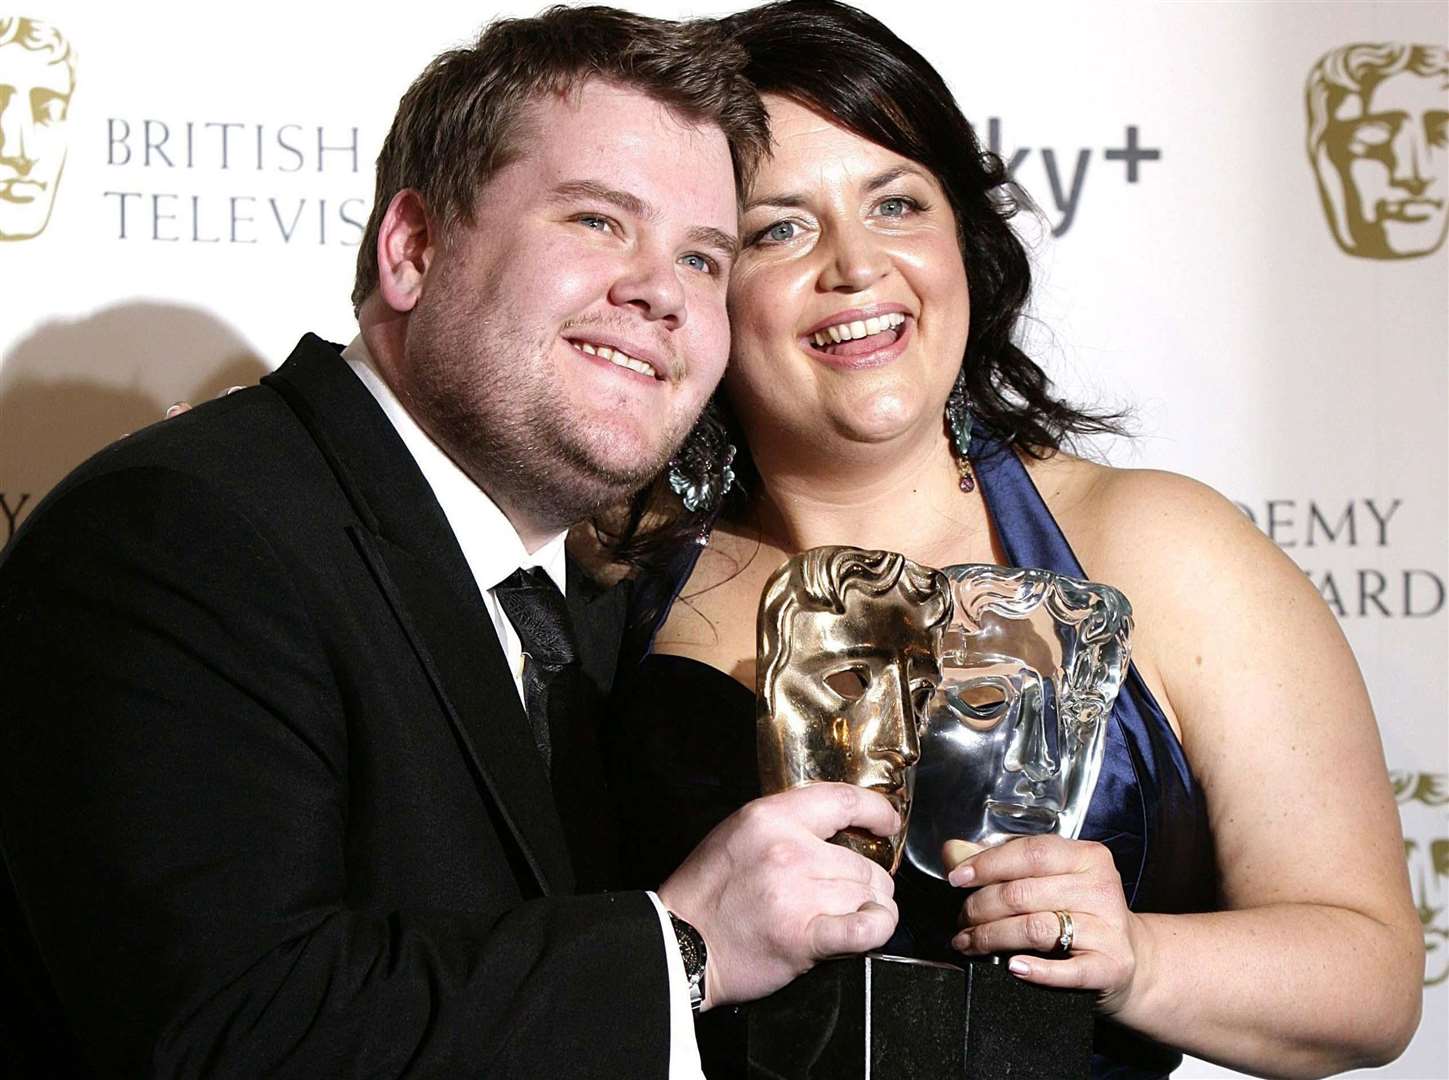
824, 667, 869, 702
679, 252, 716, 275
576, 215, 614, 233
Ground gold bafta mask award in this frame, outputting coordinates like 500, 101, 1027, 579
756, 546, 953, 873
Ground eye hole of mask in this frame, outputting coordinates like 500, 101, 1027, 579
824, 667, 869, 701
960, 682, 1008, 710
947, 680, 1012, 728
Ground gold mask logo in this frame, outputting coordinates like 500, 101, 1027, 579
0, 16, 75, 241
1306, 44, 1448, 260
1392, 770, 1448, 987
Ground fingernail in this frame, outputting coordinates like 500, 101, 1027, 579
1008, 957, 1030, 977
165, 404, 185, 417
948, 864, 976, 887
952, 930, 972, 951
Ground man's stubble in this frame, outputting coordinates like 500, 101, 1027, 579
402, 273, 699, 535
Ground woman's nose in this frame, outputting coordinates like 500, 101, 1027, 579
818, 221, 892, 294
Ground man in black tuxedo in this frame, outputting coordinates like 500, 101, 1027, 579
0, 7, 904, 1078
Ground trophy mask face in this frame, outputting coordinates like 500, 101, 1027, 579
1394, 772, 1449, 987
0, 23, 75, 241
757, 547, 951, 873
906, 566, 1132, 879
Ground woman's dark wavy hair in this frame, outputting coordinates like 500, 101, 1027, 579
606, 0, 1126, 567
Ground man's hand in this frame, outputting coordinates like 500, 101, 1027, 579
161, 386, 247, 419
657, 783, 900, 1009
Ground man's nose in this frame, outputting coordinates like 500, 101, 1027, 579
1388, 125, 1431, 196
607, 247, 687, 329
0, 97, 36, 170
817, 219, 892, 294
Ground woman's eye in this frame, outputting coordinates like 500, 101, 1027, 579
878, 197, 911, 218
753, 220, 798, 245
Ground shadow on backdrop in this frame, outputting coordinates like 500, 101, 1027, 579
0, 301, 271, 1075
0, 301, 269, 547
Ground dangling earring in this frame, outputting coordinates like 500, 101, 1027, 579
944, 370, 975, 494
667, 422, 737, 543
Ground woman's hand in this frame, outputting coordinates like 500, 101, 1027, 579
949, 834, 1151, 1016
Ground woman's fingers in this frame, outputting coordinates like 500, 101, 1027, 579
955, 908, 1092, 956
948, 833, 1100, 887
961, 872, 1117, 926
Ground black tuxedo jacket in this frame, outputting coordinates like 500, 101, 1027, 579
0, 335, 667, 1078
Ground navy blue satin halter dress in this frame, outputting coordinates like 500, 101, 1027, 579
607, 429, 1216, 1079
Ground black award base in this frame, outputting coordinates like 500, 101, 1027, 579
724, 952, 1092, 1080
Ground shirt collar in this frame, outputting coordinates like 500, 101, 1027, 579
341, 335, 568, 597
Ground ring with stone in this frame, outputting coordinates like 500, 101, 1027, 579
1053, 910, 1075, 954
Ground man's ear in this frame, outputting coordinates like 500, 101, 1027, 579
375, 189, 434, 313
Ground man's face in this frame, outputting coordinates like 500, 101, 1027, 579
401, 80, 738, 523
760, 588, 943, 873
0, 41, 72, 240
1320, 70, 1448, 258
1400, 785, 1449, 986
905, 570, 1128, 880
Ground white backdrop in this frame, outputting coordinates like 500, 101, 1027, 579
3, 2, 1445, 1076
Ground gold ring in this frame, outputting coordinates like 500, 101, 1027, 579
1053, 910, 1075, 954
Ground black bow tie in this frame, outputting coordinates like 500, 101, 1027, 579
494, 566, 578, 771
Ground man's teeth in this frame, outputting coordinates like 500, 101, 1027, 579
576, 341, 656, 378
810, 312, 907, 348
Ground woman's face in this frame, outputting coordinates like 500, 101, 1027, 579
726, 95, 970, 456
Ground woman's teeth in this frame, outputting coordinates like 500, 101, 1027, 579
810, 312, 906, 348
574, 340, 657, 379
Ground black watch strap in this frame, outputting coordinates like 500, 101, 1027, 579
667, 911, 707, 1011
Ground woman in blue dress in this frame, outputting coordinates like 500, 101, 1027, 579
605, 2, 1423, 1076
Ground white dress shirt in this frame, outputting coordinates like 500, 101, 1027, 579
342, 337, 703, 1079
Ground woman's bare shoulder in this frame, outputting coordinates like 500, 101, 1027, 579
1025, 452, 1268, 588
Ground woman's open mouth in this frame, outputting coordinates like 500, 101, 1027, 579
801, 309, 913, 369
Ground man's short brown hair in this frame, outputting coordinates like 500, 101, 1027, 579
351, 5, 769, 312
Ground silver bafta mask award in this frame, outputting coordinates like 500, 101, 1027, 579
905, 566, 1133, 880
757, 547, 953, 873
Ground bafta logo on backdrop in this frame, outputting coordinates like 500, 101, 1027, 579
0, 16, 75, 241
1306, 43, 1448, 260
1393, 771, 1448, 988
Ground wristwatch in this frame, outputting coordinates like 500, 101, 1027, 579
667, 911, 708, 1011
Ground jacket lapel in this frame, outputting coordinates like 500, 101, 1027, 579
263, 335, 573, 896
